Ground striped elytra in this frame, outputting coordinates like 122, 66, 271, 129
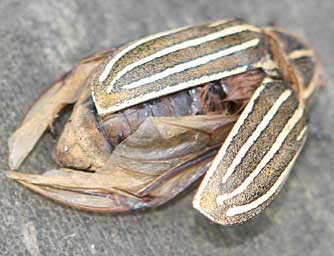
192, 78, 308, 224
92, 19, 281, 115
90, 19, 322, 224
8, 19, 324, 225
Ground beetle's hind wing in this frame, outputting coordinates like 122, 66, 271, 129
5, 157, 210, 212
8, 49, 113, 170
6, 114, 237, 212
6, 168, 146, 212
193, 78, 308, 225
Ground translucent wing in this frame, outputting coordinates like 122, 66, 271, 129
7, 114, 236, 212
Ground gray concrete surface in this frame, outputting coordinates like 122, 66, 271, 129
0, 1, 333, 255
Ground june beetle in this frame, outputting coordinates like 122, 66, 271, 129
8, 19, 323, 225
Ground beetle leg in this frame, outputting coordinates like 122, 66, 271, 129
8, 49, 114, 170
193, 78, 308, 225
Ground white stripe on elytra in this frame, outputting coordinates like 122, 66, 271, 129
220, 89, 292, 184
288, 49, 314, 60
208, 19, 230, 28
297, 126, 308, 141
225, 104, 305, 216
302, 80, 316, 100
96, 65, 251, 115
301, 60, 323, 100
192, 77, 273, 215
107, 25, 259, 89
98, 26, 187, 83
217, 102, 303, 204
113, 38, 260, 92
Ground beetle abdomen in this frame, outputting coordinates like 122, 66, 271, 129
100, 69, 265, 146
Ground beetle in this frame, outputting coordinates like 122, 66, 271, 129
7, 19, 323, 225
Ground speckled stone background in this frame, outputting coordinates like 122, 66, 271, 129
0, 1, 333, 255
